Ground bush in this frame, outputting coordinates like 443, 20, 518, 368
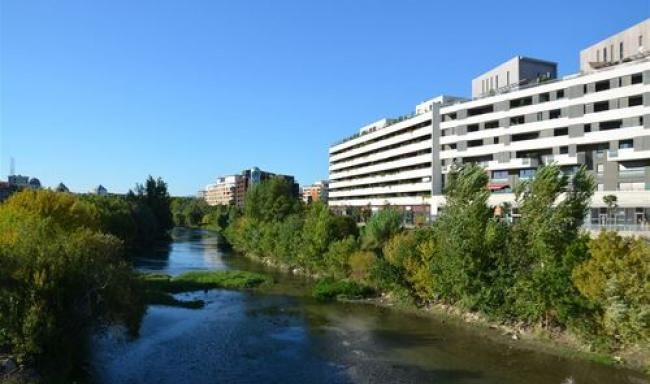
0, 191, 143, 373
312, 278, 374, 301
573, 231, 650, 345
348, 251, 376, 282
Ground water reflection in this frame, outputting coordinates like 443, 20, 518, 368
91, 230, 650, 384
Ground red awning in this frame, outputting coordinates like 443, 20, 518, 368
487, 183, 510, 191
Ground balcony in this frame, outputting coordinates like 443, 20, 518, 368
608, 148, 650, 162
484, 157, 539, 171
541, 152, 585, 166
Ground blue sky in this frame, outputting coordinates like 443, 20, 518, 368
1, 1, 648, 196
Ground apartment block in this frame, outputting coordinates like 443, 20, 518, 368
203, 175, 245, 207
203, 166, 299, 208
329, 18, 650, 229
302, 180, 329, 203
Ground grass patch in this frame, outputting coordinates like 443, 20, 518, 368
139, 270, 272, 308
313, 278, 375, 302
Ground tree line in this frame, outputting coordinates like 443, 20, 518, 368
223, 165, 649, 365
0, 176, 173, 381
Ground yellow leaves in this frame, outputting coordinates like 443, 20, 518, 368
348, 251, 376, 282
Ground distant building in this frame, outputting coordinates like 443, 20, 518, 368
93, 185, 108, 196
302, 180, 329, 204
204, 175, 246, 207
241, 167, 299, 198
8, 175, 29, 188
202, 166, 299, 208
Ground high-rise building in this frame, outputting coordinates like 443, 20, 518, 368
329, 19, 650, 229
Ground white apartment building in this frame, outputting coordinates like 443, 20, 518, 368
203, 175, 245, 207
329, 19, 650, 229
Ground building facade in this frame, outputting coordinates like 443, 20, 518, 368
203, 175, 245, 207
329, 19, 650, 230
203, 167, 299, 208
302, 180, 329, 203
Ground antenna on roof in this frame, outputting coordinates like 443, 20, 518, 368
9, 157, 15, 176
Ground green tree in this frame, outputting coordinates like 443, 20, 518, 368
573, 231, 650, 344
361, 208, 403, 253
0, 190, 144, 378
509, 164, 595, 326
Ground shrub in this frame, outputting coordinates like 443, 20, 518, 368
312, 278, 374, 301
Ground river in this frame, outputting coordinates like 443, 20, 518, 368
90, 229, 648, 384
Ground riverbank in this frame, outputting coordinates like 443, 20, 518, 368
235, 250, 649, 375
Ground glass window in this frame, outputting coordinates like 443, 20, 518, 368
584, 123, 591, 133
493, 170, 508, 179
604, 47, 608, 61
556, 89, 565, 99
519, 168, 536, 179
597, 183, 604, 191
597, 164, 604, 174
560, 146, 568, 154
619, 139, 633, 149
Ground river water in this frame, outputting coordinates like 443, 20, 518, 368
90, 229, 648, 384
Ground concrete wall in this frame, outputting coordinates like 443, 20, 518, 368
471, 56, 557, 98
580, 18, 650, 72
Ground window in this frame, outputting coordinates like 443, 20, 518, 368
640, 35, 644, 48
619, 139, 633, 149
593, 101, 609, 112
537, 112, 543, 121
554, 127, 568, 136
560, 146, 569, 154
506, 71, 510, 86
629, 95, 643, 107
495, 75, 498, 89
493, 170, 508, 180
443, 112, 457, 121
512, 132, 539, 142
467, 104, 494, 116
584, 124, 592, 133
539, 92, 550, 103
597, 49, 600, 62
597, 183, 604, 192
631, 73, 643, 84
620, 42, 624, 59
467, 139, 482, 148
494, 136, 499, 144
549, 109, 561, 119
604, 47, 608, 61
600, 120, 622, 130
484, 120, 499, 129
467, 124, 479, 132
583, 85, 588, 95
595, 80, 610, 92
556, 89, 565, 99
519, 169, 536, 179
510, 96, 533, 108
510, 115, 525, 125
597, 164, 604, 174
